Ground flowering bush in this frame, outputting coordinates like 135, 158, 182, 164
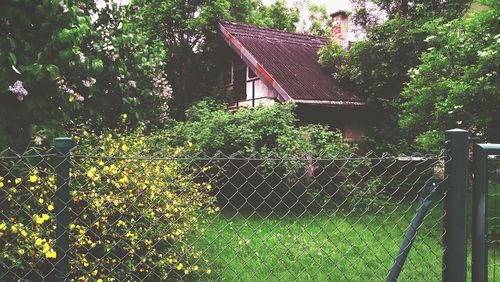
0, 126, 216, 280
0, 1, 171, 149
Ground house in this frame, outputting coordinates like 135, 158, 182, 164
215, 11, 367, 142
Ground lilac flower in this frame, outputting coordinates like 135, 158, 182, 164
82, 77, 96, 87
161, 88, 172, 99
8, 80, 28, 101
59, 0, 69, 12
77, 52, 86, 63
127, 80, 137, 88
75, 95, 84, 102
34, 136, 43, 146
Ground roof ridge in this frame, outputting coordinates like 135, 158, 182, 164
219, 20, 326, 41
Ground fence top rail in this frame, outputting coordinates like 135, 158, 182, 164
475, 143, 500, 155
0, 147, 448, 161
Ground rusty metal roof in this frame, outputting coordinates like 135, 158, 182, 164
218, 21, 365, 106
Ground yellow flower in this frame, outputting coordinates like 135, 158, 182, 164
10, 225, 17, 233
42, 242, 50, 253
34, 214, 50, 225
0, 182, 4, 188
121, 144, 128, 152
87, 167, 97, 179
0, 223, 6, 231
45, 249, 56, 259
176, 263, 183, 270
15, 178, 21, 184
35, 238, 44, 246
206, 269, 212, 274
18, 249, 25, 255
38, 198, 44, 204
29, 175, 38, 183
21, 230, 28, 237
47, 204, 54, 211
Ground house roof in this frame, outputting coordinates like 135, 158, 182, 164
218, 21, 365, 106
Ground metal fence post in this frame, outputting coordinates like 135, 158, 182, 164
443, 129, 468, 282
54, 137, 73, 282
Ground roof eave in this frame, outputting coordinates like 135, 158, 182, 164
293, 99, 366, 106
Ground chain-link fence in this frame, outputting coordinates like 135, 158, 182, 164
0, 145, 449, 281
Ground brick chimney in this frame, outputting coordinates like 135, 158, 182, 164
330, 10, 349, 50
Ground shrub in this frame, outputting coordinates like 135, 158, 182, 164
159, 101, 358, 213
0, 125, 216, 280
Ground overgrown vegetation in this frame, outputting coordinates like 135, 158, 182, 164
319, 0, 499, 152
0, 124, 216, 280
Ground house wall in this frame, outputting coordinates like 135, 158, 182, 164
296, 104, 367, 143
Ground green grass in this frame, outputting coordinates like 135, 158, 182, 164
193, 203, 445, 281
485, 177, 500, 281
191, 179, 500, 281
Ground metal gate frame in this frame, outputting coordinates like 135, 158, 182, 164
472, 143, 500, 282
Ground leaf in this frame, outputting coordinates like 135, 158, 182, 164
8, 52, 16, 65
46, 65, 60, 80
32, 64, 45, 80
8, 38, 16, 50
91, 59, 104, 74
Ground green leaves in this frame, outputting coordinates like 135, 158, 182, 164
172, 101, 351, 157
91, 59, 104, 74
8, 52, 16, 65
400, 8, 500, 150
46, 65, 60, 80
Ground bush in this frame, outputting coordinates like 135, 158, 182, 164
0, 125, 216, 280
158, 101, 358, 213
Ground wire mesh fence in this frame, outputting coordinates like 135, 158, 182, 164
0, 145, 449, 281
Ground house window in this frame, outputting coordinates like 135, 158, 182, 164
221, 59, 233, 85
247, 67, 257, 80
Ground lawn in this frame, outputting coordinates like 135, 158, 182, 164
193, 203, 445, 281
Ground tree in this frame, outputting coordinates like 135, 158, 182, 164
318, 0, 472, 152
0, 0, 95, 147
400, 7, 500, 151
0, 1, 170, 148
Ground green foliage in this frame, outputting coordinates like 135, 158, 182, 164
352, 0, 470, 20
168, 101, 352, 157
158, 101, 358, 213
329, 18, 430, 152
318, 39, 347, 72
400, 8, 500, 151
0, 1, 170, 149
304, 4, 333, 37
324, 0, 473, 152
